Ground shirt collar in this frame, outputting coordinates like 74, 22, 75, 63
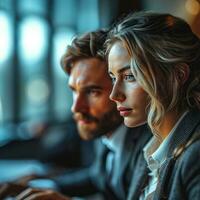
101, 124, 127, 154
143, 111, 189, 172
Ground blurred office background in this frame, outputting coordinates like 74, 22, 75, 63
0, 0, 200, 127
0, 0, 200, 181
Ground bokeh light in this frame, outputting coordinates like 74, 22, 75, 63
0, 96, 3, 124
53, 28, 75, 77
26, 77, 50, 105
0, 11, 13, 65
185, 0, 200, 15
19, 16, 49, 63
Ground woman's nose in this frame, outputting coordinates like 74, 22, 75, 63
109, 83, 126, 103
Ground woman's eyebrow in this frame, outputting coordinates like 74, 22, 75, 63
109, 65, 131, 76
118, 65, 131, 73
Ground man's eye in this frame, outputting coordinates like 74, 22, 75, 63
87, 90, 101, 96
124, 74, 135, 82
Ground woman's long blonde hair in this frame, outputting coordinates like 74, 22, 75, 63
106, 11, 200, 134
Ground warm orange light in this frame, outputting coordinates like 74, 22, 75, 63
185, 0, 200, 16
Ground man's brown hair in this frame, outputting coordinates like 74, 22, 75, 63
61, 29, 108, 74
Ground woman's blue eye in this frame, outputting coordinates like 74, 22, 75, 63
124, 74, 135, 81
111, 77, 116, 84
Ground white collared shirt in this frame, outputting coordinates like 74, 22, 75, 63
140, 111, 188, 200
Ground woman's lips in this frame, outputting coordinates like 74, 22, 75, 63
117, 107, 132, 117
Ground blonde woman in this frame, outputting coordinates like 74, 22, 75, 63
107, 11, 200, 200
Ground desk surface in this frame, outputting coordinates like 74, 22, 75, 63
0, 160, 49, 183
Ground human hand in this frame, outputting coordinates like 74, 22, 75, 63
16, 188, 71, 200
0, 173, 46, 199
0, 183, 27, 199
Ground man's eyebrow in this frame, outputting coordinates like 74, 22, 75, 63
68, 84, 103, 91
109, 65, 131, 75
83, 85, 103, 90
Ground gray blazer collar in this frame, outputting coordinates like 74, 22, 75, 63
165, 109, 200, 158
128, 110, 200, 200
127, 125, 152, 200
153, 109, 200, 200
113, 125, 151, 199
111, 127, 136, 199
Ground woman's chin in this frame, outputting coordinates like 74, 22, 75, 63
124, 118, 135, 127
124, 118, 146, 128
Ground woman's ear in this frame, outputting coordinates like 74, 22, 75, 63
174, 63, 190, 85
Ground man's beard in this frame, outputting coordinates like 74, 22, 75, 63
73, 106, 123, 140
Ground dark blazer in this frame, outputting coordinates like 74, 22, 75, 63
55, 124, 151, 200
127, 109, 200, 200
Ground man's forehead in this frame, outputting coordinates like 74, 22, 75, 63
71, 58, 107, 76
68, 59, 110, 89
69, 74, 101, 87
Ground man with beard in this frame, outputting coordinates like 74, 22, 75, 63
1, 30, 151, 200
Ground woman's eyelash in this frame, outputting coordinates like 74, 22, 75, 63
110, 74, 135, 85
111, 77, 116, 84
124, 74, 135, 81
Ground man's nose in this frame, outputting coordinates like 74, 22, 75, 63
71, 94, 88, 113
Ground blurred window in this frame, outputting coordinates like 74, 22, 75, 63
0, 0, 102, 125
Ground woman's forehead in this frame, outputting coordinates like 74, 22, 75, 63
108, 42, 131, 73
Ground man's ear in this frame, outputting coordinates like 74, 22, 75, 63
174, 63, 190, 85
